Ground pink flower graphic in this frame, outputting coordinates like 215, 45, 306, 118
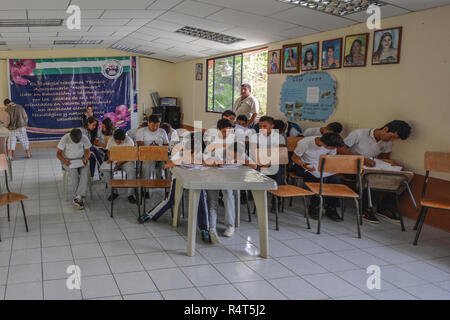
10, 59, 36, 86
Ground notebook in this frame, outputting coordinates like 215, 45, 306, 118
69, 159, 84, 169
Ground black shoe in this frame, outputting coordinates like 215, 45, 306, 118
108, 193, 119, 201
377, 209, 400, 223
325, 207, 342, 222
218, 198, 224, 207
200, 230, 211, 243
308, 205, 319, 220
128, 195, 137, 204
363, 211, 380, 224
240, 191, 247, 204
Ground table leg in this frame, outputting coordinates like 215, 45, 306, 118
234, 190, 240, 229
187, 189, 200, 257
172, 181, 184, 228
251, 190, 269, 258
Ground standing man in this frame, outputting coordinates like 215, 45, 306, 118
4, 99, 31, 159
233, 84, 259, 128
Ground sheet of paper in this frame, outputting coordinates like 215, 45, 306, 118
307, 87, 320, 103
69, 159, 84, 169
217, 163, 242, 170
180, 164, 206, 170
100, 161, 116, 171
364, 158, 403, 171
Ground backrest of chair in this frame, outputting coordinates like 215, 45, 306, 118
109, 146, 138, 162
255, 147, 289, 166
0, 153, 8, 172
287, 136, 302, 152
424, 152, 450, 173
319, 155, 364, 174
139, 146, 169, 161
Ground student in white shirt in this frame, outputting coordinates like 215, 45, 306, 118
103, 129, 137, 204
338, 120, 411, 224
292, 133, 345, 221
160, 122, 179, 147
233, 84, 259, 127
56, 129, 91, 209
303, 122, 343, 137
204, 110, 236, 145
136, 115, 169, 181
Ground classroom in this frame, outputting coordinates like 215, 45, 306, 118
0, 0, 449, 303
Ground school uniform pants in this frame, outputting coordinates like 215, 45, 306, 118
102, 161, 136, 196
8, 127, 29, 150
141, 161, 165, 179
62, 163, 89, 198
148, 179, 209, 230
293, 164, 340, 209
362, 190, 397, 213
207, 189, 235, 231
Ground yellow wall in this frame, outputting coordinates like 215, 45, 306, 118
174, 6, 450, 179
0, 48, 177, 121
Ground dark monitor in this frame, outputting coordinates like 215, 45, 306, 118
150, 92, 160, 107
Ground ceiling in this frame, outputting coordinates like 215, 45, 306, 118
0, 0, 449, 62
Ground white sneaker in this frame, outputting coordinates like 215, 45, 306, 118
223, 226, 235, 237
209, 229, 221, 244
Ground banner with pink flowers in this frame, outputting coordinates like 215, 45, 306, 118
8, 56, 133, 141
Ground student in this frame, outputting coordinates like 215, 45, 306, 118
338, 120, 411, 223
204, 119, 237, 242
160, 122, 179, 145
4, 99, 31, 159
127, 120, 147, 144
221, 110, 236, 124
303, 122, 343, 137
273, 119, 287, 140
136, 115, 169, 180
287, 121, 303, 137
57, 129, 91, 209
95, 117, 115, 149
81, 105, 95, 126
235, 114, 248, 128
292, 133, 345, 221
102, 129, 137, 204
80, 116, 103, 178
138, 132, 211, 243
204, 110, 236, 145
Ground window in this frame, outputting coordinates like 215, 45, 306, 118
206, 48, 268, 114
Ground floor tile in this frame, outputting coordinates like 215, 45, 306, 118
402, 284, 450, 300
335, 268, 397, 294
161, 287, 205, 300
100, 240, 134, 257
148, 267, 193, 291
198, 284, 246, 300
214, 261, 263, 283
396, 261, 450, 282
106, 254, 144, 274
114, 271, 157, 295
72, 243, 104, 259
334, 249, 391, 269
233, 280, 286, 300
42, 245, 73, 263
269, 276, 328, 300
43, 260, 75, 281
197, 246, 240, 264
245, 259, 296, 280
363, 246, 417, 264
302, 273, 364, 298
138, 252, 177, 270
123, 292, 163, 300
306, 252, 359, 272
7, 263, 42, 284
10, 248, 42, 265
378, 265, 429, 288
277, 255, 328, 276
370, 288, 418, 300
182, 265, 229, 287
75, 257, 111, 277
44, 279, 82, 300
5, 281, 43, 300
284, 238, 329, 255
81, 274, 120, 299
167, 250, 209, 267
128, 238, 163, 254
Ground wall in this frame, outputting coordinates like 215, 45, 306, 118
0, 48, 177, 123
175, 5, 450, 181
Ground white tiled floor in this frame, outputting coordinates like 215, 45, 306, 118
0, 148, 449, 300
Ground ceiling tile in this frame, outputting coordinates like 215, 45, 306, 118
172, 0, 223, 18
153, 38, 209, 51
188, 38, 239, 51
0, 11, 27, 19
207, 8, 297, 33
148, 0, 184, 10
71, 0, 154, 10
0, 27, 29, 33
89, 25, 141, 32
27, 10, 104, 19
271, 26, 319, 39
0, 0, 70, 10
220, 27, 284, 43
0, 33, 31, 38
272, 6, 357, 31
82, 19, 131, 26
138, 27, 198, 42
142, 19, 184, 32
157, 11, 233, 32
196, 0, 296, 16
29, 26, 90, 33
127, 19, 152, 26
384, 0, 450, 11
345, 4, 410, 22
100, 10, 165, 19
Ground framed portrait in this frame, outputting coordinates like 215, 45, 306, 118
321, 38, 342, 70
282, 43, 300, 73
372, 26, 402, 65
343, 33, 369, 67
300, 42, 319, 72
195, 63, 203, 80
268, 49, 281, 74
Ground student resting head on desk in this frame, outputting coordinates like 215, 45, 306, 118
337, 120, 411, 224
303, 122, 343, 137
56, 128, 91, 209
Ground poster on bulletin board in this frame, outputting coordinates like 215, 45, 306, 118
280, 71, 336, 121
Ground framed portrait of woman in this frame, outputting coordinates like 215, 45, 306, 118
195, 63, 203, 80
343, 33, 369, 68
372, 27, 402, 65
321, 38, 342, 70
282, 43, 300, 73
268, 49, 281, 74
300, 42, 319, 72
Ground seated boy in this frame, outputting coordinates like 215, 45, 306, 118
57, 129, 91, 209
102, 129, 137, 204
136, 115, 169, 180
338, 120, 411, 224
303, 122, 343, 137
292, 133, 345, 221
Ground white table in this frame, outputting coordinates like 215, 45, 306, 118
171, 166, 278, 258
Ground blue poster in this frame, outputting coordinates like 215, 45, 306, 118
280, 71, 336, 121
8, 56, 133, 141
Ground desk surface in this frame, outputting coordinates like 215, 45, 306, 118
172, 166, 278, 190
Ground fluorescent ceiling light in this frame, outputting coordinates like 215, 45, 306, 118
0, 19, 63, 27
175, 26, 244, 44
279, 0, 386, 16
110, 44, 154, 57
54, 40, 103, 45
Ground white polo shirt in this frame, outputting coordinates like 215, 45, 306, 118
294, 136, 336, 178
303, 127, 322, 137
136, 127, 169, 146
344, 128, 392, 158
106, 135, 134, 149
233, 94, 259, 119
57, 133, 91, 160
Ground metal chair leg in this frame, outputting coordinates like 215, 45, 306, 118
354, 198, 361, 239
303, 197, 311, 229
413, 207, 429, 245
359, 197, 363, 226
110, 186, 114, 218
317, 196, 323, 234
395, 194, 405, 232
20, 200, 29, 232
246, 191, 252, 223
340, 198, 345, 221
7, 203, 10, 221
275, 196, 279, 231
414, 206, 425, 230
